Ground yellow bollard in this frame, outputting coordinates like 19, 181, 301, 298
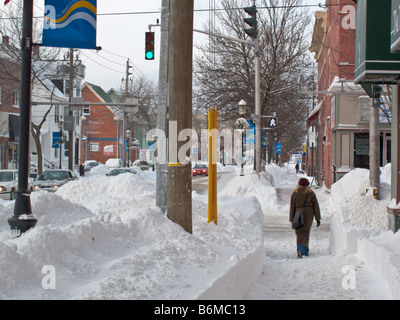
208, 107, 217, 224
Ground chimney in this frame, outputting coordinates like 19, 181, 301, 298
2, 35, 9, 45
33, 44, 40, 58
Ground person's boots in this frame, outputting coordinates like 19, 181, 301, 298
297, 251, 303, 259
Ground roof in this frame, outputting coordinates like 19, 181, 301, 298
84, 82, 124, 118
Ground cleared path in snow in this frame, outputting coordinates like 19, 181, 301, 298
245, 171, 391, 300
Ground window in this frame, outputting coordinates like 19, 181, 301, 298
89, 143, 99, 152
12, 90, 20, 107
54, 105, 59, 122
83, 105, 90, 116
354, 133, 369, 169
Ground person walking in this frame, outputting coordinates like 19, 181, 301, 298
295, 162, 299, 174
289, 178, 321, 259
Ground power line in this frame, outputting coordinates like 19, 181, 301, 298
78, 50, 125, 74
0, 3, 355, 20
84, 50, 127, 67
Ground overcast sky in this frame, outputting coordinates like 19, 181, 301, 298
88, 0, 324, 91
6, 0, 324, 93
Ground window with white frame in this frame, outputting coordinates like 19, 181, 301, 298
12, 90, 20, 107
89, 143, 99, 152
83, 105, 90, 116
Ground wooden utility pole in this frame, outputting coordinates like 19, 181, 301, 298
167, 0, 194, 233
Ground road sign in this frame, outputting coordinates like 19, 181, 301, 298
267, 117, 278, 128
276, 143, 281, 155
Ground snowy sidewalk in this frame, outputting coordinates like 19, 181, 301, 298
244, 167, 391, 300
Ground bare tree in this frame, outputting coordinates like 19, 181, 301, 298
119, 74, 157, 131
0, 1, 63, 172
194, 0, 313, 154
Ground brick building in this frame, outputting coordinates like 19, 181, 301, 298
309, 0, 391, 188
80, 82, 123, 164
0, 38, 23, 169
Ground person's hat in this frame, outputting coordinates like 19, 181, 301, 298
298, 178, 310, 186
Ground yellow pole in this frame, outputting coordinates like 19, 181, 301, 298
213, 108, 217, 225
208, 107, 217, 224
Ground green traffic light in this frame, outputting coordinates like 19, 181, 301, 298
146, 51, 154, 60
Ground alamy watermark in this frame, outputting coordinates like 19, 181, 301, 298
342, 265, 356, 290
341, 5, 356, 30
41, 265, 56, 290
146, 121, 253, 166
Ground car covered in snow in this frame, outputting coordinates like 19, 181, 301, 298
106, 168, 137, 176
84, 160, 101, 172
105, 158, 122, 168
0, 169, 34, 200
33, 169, 78, 192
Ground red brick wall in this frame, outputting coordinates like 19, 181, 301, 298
316, 0, 356, 188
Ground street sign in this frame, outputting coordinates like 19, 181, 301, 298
276, 143, 282, 155
52, 132, 60, 148
355, 0, 400, 84
267, 117, 278, 128
42, 0, 97, 49
392, 0, 400, 52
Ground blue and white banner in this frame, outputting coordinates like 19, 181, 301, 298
42, 0, 97, 49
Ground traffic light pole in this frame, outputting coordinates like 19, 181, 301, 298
254, 36, 262, 174
156, 0, 170, 214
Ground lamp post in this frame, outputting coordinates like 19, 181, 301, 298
238, 99, 247, 176
58, 116, 64, 169
8, 0, 37, 235
126, 129, 131, 167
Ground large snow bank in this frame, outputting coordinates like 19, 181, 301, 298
0, 168, 264, 299
329, 165, 391, 254
329, 163, 400, 298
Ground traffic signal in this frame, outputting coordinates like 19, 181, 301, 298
267, 117, 278, 128
145, 32, 155, 60
243, 5, 258, 39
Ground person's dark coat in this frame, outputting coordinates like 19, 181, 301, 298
289, 183, 321, 256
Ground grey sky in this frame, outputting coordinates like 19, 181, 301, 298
81, 0, 325, 92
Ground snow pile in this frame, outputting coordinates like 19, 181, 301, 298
217, 169, 277, 214
328, 163, 400, 298
0, 168, 264, 299
330, 165, 391, 230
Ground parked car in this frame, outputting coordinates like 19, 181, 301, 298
133, 159, 150, 171
0, 169, 34, 200
106, 168, 137, 176
84, 160, 101, 172
192, 164, 208, 176
30, 162, 38, 178
33, 169, 77, 192
105, 158, 122, 168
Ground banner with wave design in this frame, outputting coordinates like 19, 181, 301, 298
42, 0, 97, 49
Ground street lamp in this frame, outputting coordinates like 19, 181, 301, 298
58, 116, 64, 169
126, 129, 131, 167
238, 99, 247, 176
8, 0, 37, 236
238, 99, 247, 116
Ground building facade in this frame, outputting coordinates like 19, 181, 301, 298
309, 0, 391, 188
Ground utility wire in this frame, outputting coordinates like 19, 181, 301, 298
0, 3, 355, 20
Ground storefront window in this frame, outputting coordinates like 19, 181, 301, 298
354, 133, 369, 169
